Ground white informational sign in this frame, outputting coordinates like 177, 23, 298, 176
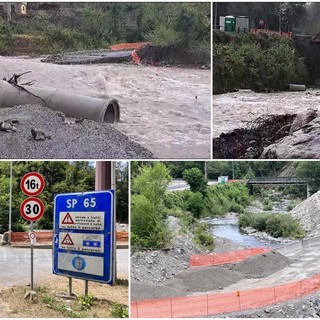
57, 252, 104, 276
59, 232, 104, 253
59, 212, 105, 230
29, 232, 36, 245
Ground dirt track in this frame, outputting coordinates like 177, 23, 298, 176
0, 56, 211, 158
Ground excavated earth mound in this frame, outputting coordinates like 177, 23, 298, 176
0, 104, 154, 159
226, 251, 292, 278
131, 252, 292, 301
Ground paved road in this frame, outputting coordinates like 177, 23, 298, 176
168, 179, 218, 191
0, 247, 128, 288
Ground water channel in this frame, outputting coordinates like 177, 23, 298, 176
204, 216, 282, 249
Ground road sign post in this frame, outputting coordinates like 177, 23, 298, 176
20, 172, 45, 197
53, 190, 116, 294
20, 172, 45, 294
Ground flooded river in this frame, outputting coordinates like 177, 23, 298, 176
212, 89, 320, 137
0, 56, 211, 158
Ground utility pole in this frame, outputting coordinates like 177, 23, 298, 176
8, 161, 12, 245
279, 3, 282, 33
214, 2, 218, 30
204, 162, 207, 180
6, 3, 12, 22
232, 161, 235, 180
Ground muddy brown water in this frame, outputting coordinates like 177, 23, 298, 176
0, 56, 211, 158
212, 89, 320, 138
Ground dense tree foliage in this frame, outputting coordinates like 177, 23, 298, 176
0, 161, 128, 233
131, 162, 172, 248
5, 3, 210, 54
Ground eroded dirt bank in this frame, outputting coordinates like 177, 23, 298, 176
0, 56, 211, 158
213, 90, 320, 158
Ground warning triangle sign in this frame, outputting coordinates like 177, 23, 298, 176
61, 233, 74, 245
62, 212, 74, 225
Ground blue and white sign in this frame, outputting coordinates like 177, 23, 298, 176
53, 190, 115, 284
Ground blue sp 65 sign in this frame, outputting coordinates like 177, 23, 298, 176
53, 190, 115, 284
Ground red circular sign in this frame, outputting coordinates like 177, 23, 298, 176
20, 172, 45, 197
20, 197, 45, 221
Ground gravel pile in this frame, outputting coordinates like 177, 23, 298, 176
227, 251, 292, 278
213, 291, 320, 318
163, 266, 244, 293
131, 282, 187, 301
132, 251, 292, 301
290, 191, 320, 237
0, 104, 154, 159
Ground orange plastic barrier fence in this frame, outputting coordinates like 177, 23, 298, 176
110, 42, 149, 51
132, 49, 141, 65
7, 231, 53, 243
250, 28, 292, 38
190, 247, 272, 267
131, 273, 320, 318
6, 231, 128, 244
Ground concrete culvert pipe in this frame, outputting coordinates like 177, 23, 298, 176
0, 80, 120, 123
288, 84, 306, 91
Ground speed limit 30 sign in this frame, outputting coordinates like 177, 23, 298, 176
20, 197, 45, 221
20, 172, 45, 197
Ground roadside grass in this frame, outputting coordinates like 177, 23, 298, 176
0, 274, 128, 318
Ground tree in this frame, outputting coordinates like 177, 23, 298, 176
183, 167, 207, 195
131, 162, 172, 248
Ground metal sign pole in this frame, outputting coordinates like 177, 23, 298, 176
30, 221, 34, 290
85, 280, 89, 296
68, 277, 73, 296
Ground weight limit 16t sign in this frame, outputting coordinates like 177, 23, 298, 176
20, 172, 45, 197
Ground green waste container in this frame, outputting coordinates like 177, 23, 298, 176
225, 15, 236, 32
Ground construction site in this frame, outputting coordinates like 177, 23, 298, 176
0, 2, 211, 159
131, 161, 320, 318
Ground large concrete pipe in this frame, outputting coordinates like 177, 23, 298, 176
288, 84, 306, 91
0, 80, 120, 123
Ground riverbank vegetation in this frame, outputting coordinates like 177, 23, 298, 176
0, 3, 210, 56
213, 31, 305, 94
239, 211, 305, 239
131, 163, 214, 251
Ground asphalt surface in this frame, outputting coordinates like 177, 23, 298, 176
167, 179, 218, 191
0, 247, 128, 288
0, 105, 153, 159
41, 50, 132, 65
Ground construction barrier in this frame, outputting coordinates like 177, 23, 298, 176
131, 273, 320, 318
110, 42, 149, 51
7, 230, 53, 244
250, 28, 292, 38
190, 247, 272, 267
4, 231, 128, 244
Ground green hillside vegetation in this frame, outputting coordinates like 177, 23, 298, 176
0, 3, 210, 55
213, 32, 305, 94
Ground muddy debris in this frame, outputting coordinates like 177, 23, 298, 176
213, 114, 296, 159
213, 108, 320, 159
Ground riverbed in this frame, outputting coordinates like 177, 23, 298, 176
0, 56, 211, 158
